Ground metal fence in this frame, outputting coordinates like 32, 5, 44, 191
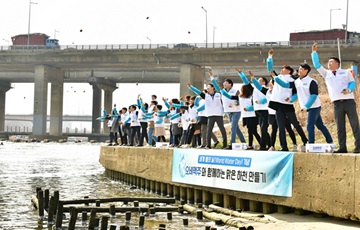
1, 39, 359, 51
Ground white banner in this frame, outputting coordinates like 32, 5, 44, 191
172, 149, 294, 197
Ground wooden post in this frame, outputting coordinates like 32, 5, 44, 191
53, 190, 59, 214
109, 225, 117, 230
100, 215, 109, 230
68, 207, 78, 230
133, 201, 139, 207
167, 212, 172, 220
94, 217, 100, 228
88, 209, 97, 230
109, 204, 116, 216
125, 211, 131, 222
95, 200, 101, 207
36, 187, 41, 198
55, 201, 64, 229
48, 196, 55, 224
82, 211, 87, 222
84, 196, 89, 206
44, 189, 50, 211
38, 189, 44, 219
138, 215, 145, 228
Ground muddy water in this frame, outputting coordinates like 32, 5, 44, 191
0, 142, 225, 230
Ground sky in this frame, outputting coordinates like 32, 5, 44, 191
2, 0, 360, 115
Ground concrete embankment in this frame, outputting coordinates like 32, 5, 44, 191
99, 146, 360, 221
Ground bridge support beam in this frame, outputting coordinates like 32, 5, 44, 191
49, 69, 64, 136
32, 65, 65, 139
32, 65, 49, 136
88, 75, 117, 134
92, 85, 101, 133
0, 80, 11, 131
179, 64, 204, 97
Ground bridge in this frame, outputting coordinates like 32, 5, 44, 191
0, 40, 359, 140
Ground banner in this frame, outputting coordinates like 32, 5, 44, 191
172, 149, 294, 197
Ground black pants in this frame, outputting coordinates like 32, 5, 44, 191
334, 99, 360, 151
139, 122, 148, 146
257, 110, 270, 148
129, 126, 141, 146
207, 116, 227, 148
269, 114, 297, 148
244, 117, 261, 147
276, 109, 307, 151
109, 131, 118, 144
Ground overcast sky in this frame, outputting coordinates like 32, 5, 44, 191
1, 0, 359, 46
3, 0, 360, 115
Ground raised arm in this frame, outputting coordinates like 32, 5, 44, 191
267, 49, 274, 73
235, 68, 250, 85
209, 69, 221, 92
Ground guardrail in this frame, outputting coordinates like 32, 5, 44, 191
0, 40, 359, 51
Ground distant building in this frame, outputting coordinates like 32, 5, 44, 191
289, 29, 360, 45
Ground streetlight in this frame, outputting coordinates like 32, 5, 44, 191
54, 30, 60, 39
330, 8, 341, 29
345, 0, 349, 43
27, 0, 38, 48
146, 37, 151, 47
201, 6, 208, 47
213, 26, 217, 47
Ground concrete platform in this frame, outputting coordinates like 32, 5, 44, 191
99, 146, 360, 221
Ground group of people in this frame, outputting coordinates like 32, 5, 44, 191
104, 44, 360, 153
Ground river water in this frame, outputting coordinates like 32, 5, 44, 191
0, 142, 219, 230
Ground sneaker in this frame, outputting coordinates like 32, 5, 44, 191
292, 145, 298, 152
107, 143, 113, 146
268, 146, 275, 151
204, 146, 210, 150
213, 141, 219, 148
197, 145, 205, 149
334, 149, 348, 153
225, 145, 232, 150
299, 145, 306, 152
181, 144, 189, 148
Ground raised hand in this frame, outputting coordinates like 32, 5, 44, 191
235, 68, 242, 73
270, 70, 276, 77
268, 49, 274, 56
312, 43, 318, 52
249, 71, 255, 80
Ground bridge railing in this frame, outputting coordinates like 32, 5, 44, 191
1, 39, 359, 51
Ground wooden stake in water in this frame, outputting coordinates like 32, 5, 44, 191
88, 209, 97, 230
100, 215, 109, 230
68, 207, 78, 230
44, 189, 49, 211
48, 196, 55, 224
55, 201, 64, 229
38, 189, 44, 220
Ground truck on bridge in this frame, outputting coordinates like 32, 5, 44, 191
290, 29, 360, 45
11, 33, 59, 49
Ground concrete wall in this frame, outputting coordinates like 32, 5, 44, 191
99, 146, 360, 220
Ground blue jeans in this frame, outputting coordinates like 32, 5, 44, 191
147, 127, 157, 145
307, 107, 333, 144
228, 112, 246, 144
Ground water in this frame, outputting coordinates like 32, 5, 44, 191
0, 142, 217, 230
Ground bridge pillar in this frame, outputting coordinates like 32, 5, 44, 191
179, 64, 204, 97
92, 85, 101, 133
49, 68, 64, 136
32, 65, 49, 136
0, 80, 11, 131
103, 89, 114, 134
88, 76, 117, 134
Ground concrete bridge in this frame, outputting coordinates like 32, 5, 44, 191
0, 41, 359, 140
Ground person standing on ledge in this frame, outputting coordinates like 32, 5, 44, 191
311, 43, 360, 153
188, 70, 228, 149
